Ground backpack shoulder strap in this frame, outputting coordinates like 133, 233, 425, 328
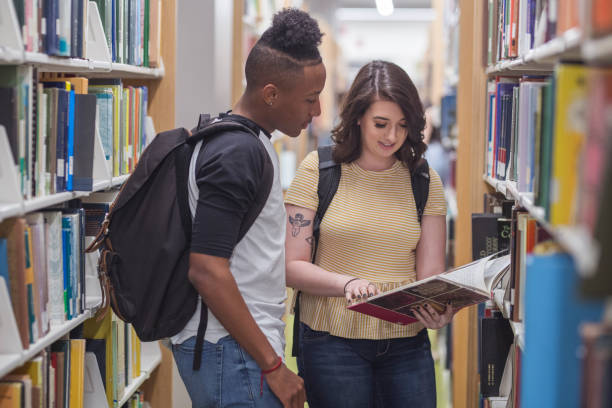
411, 159, 430, 224
292, 145, 340, 358
313, 145, 341, 262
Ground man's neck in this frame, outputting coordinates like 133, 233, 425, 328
232, 94, 275, 134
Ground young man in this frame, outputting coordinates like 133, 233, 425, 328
170, 8, 326, 408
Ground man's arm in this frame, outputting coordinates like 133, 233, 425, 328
189, 253, 305, 407
188, 253, 278, 369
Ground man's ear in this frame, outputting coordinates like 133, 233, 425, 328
262, 84, 279, 107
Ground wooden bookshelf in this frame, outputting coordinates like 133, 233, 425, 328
454, 0, 488, 406
0, 0, 177, 405
456, 0, 612, 406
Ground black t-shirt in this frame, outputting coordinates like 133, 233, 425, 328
190, 115, 272, 258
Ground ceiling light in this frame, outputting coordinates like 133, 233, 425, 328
375, 0, 394, 17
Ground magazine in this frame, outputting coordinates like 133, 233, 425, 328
347, 252, 511, 325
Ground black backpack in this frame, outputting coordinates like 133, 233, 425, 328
291, 144, 430, 357
87, 113, 273, 369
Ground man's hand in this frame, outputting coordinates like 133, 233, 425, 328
265, 364, 306, 408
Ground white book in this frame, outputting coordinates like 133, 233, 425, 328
42, 211, 65, 325
26, 212, 49, 337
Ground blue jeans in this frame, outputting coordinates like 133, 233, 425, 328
298, 323, 436, 408
172, 336, 283, 408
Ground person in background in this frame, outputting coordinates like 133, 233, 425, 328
171, 9, 326, 408
284, 60, 452, 408
423, 105, 451, 187
424, 125, 451, 187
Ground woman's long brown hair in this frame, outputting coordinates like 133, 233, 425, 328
331, 60, 427, 171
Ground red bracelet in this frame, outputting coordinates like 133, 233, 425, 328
260, 357, 282, 396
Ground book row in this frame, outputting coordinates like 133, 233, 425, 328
0, 67, 152, 199
0, 310, 145, 408
484, 65, 612, 231
473, 195, 608, 407
0, 192, 115, 351
484, 0, 612, 66
9, 0, 161, 67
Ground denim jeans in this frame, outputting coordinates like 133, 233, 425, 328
172, 336, 283, 408
298, 323, 436, 408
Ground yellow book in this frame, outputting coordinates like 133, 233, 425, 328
41, 75, 88, 94
13, 356, 44, 408
2, 375, 31, 408
0, 381, 24, 408
550, 64, 587, 226
69, 339, 85, 408
82, 310, 115, 408
67, 77, 89, 95
132, 326, 141, 379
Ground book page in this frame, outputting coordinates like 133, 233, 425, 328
441, 257, 488, 292
483, 254, 511, 292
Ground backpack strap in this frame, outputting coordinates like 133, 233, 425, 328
313, 145, 342, 261
291, 144, 341, 358
411, 159, 430, 224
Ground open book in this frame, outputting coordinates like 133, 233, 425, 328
347, 252, 511, 325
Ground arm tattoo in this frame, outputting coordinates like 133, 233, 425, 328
305, 236, 314, 246
288, 213, 312, 237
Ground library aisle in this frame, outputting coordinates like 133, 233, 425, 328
1, 1, 610, 408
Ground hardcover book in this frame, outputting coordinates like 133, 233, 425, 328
347, 253, 510, 325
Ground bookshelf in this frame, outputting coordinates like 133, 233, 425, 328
0, 302, 100, 379
482, 176, 600, 274
0, 0, 177, 406
116, 341, 162, 407
456, 0, 612, 407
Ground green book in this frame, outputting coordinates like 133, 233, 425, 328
537, 81, 555, 216
143, 0, 149, 67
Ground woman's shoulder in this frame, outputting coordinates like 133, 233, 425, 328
299, 149, 320, 171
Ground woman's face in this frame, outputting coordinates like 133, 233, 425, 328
358, 99, 408, 164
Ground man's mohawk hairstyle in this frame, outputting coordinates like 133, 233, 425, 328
259, 8, 323, 61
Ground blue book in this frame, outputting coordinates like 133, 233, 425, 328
140, 86, 147, 149
44, 82, 70, 192
62, 216, 72, 320
522, 253, 604, 408
111, 0, 117, 61
45, 0, 61, 55
0, 239, 8, 298
495, 81, 518, 180
66, 90, 75, 191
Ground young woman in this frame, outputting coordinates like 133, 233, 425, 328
284, 60, 452, 408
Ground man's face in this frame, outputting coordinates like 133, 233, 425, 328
274, 63, 326, 137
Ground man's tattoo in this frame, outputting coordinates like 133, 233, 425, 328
289, 213, 311, 237
305, 236, 314, 245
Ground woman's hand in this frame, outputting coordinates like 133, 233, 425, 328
344, 278, 379, 304
411, 302, 454, 329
